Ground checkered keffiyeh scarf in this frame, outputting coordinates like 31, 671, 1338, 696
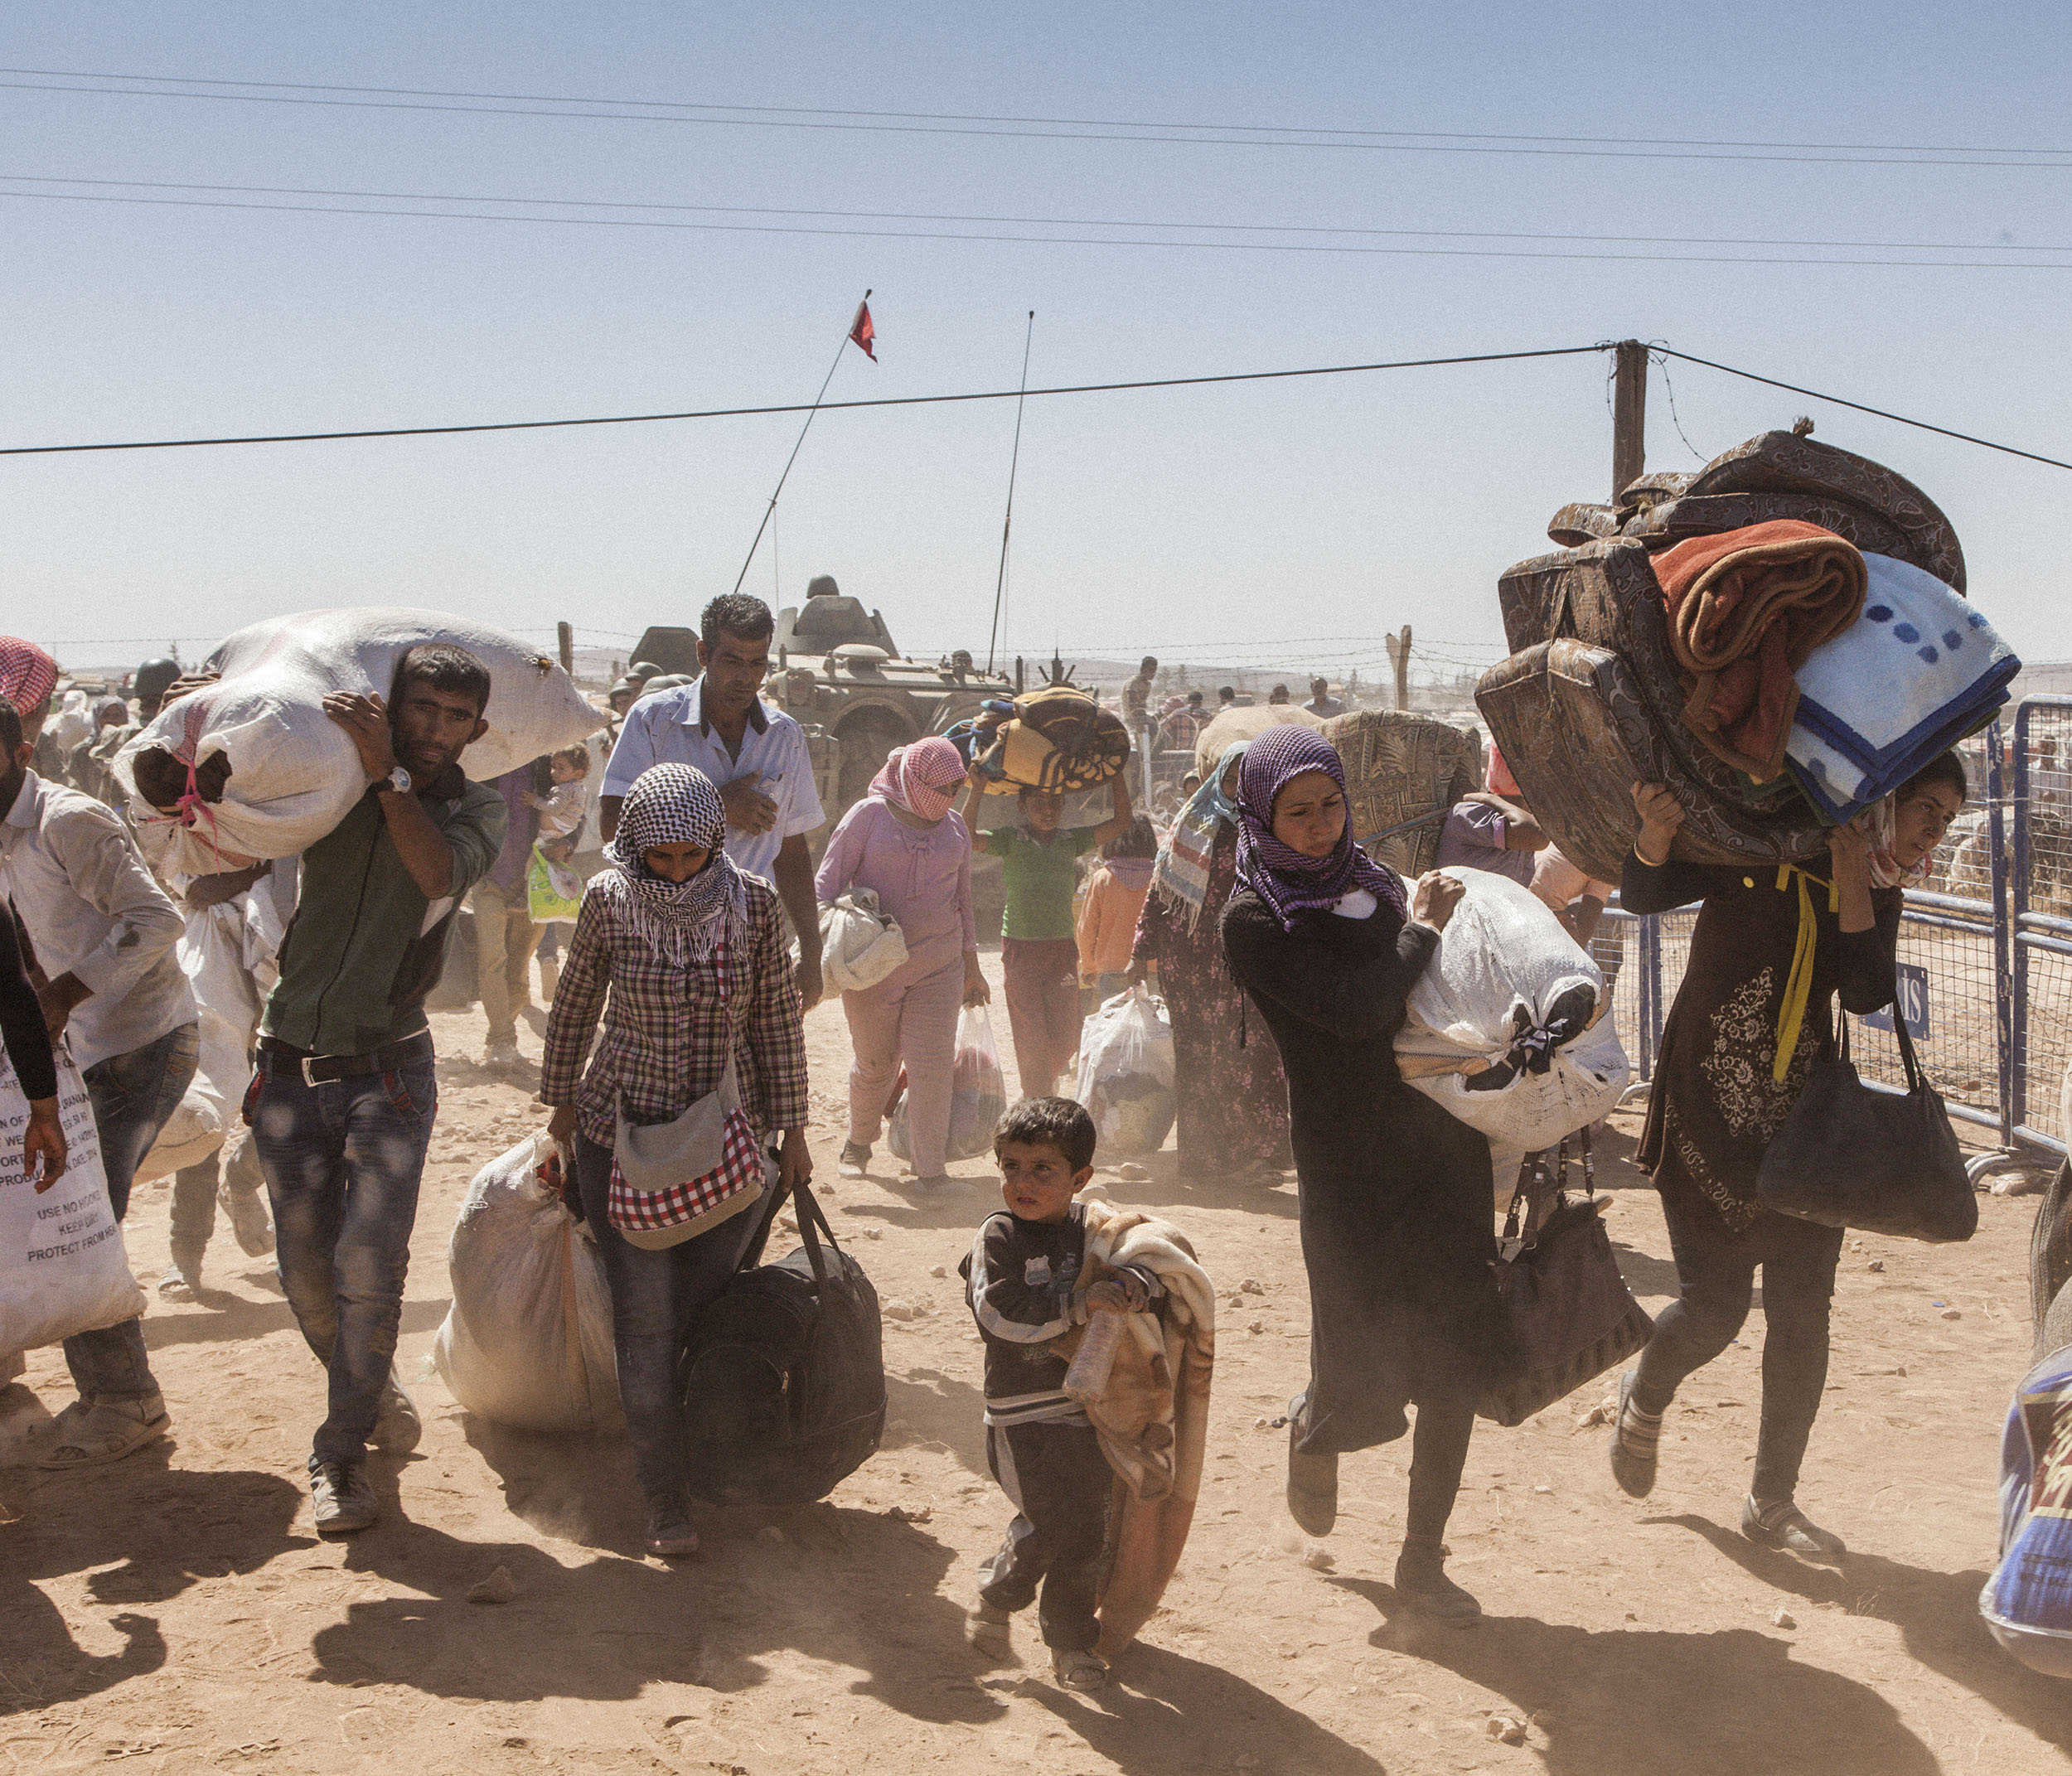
0, 638, 58, 716
599, 763, 748, 967
1234, 725, 1407, 931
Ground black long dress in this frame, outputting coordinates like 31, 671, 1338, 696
1222, 887, 1512, 1455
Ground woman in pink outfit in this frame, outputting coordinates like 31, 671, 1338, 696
816, 738, 990, 1188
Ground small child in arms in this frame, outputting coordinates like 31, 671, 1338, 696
960, 1096, 1159, 1691
525, 745, 591, 861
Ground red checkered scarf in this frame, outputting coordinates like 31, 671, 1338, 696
869, 737, 968, 823
0, 638, 58, 717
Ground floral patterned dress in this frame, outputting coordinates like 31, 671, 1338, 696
1130, 820, 1295, 1177
1624, 854, 1900, 1234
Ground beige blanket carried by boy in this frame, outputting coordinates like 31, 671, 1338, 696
1053, 1196, 1216, 1657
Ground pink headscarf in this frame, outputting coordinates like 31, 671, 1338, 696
0, 638, 58, 717
869, 738, 968, 823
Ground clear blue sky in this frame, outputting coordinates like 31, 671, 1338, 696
5, 2, 2069, 683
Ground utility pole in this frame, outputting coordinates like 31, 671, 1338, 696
556, 621, 575, 677
1612, 338, 1648, 502
1385, 625, 1413, 711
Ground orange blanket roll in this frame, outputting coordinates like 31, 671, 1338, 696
1653, 520, 1866, 782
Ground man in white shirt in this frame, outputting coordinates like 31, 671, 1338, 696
1303, 676, 1347, 719
601, 595, 828, 1003
0, 694, 198, 1469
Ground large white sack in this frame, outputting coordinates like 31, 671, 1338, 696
1396, 868, 1629, 1153
819, 889, 909, 994
432, 1134, 622, 1436
1, 1043, 147, 1353
136, 884, 285, 1185
1073, 985, 1178, 1157
114, 607, 602, 876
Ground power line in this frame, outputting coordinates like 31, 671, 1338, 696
7, 71, 2072, 169
7, 171, 2069, 259
16, 183, 2065, 271
1654, 349, 2072, 472
0, 344, 1606, 457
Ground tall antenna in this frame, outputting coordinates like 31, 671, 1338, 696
986, 310, 1036, 676
731, 288, 872, 598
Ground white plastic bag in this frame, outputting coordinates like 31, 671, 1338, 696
431, 1134, 623, 1435
136, 884, 286, 1184
1073, 985, 1177, 1157
886, 1005, 1008, 1164
819, 888, 909, 994
1396, 869, 1629, 1152
114, 607, 603, 876
0, 1043, 146, 1353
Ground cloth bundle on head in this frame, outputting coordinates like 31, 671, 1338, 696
0, 638, 59, 719
869, 737, 967, 823
1153, 740, 1246, 927
1235, 726, 1408, 929
599, 763, 747, 967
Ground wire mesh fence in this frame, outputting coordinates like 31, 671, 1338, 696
2012, 697, 2072, 1156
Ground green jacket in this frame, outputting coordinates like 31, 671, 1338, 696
261, 767, 506, 1056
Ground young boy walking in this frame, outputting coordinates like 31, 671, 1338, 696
961, 1096, 1158, 1690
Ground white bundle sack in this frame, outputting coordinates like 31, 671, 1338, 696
1395, 868, 1629, 1153
136, 884, 286, 1185
819, 889, 909, 994
432, 1134, 622, 1436
114, 607, 602, 877
1073, 986, 1179, 1157
0, 1043, 146, 1353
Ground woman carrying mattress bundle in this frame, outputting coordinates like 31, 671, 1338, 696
1610, 756, 1964, 1560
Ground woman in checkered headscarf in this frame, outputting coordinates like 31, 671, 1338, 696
814, 735, 989, 1188
542, 762, 811, 1561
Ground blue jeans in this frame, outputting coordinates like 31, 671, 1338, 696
62, 1021, 199, 1401
572, 1132, 777, 1517
251, 1053, 438, 1465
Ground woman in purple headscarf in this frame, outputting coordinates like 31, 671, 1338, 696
1221, 726, 1513, 1625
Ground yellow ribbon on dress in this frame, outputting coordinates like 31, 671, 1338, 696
1773, 864, 1840, 1082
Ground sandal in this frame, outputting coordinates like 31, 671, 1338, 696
1742, 1495, 1846, 1564
39, 1395, 172, 1470
1610, 1371, 1661, 1499
1052, 1648, 1108, 1691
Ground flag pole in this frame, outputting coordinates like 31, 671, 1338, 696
729, 288, 870, 599
986, 310, 1035, 677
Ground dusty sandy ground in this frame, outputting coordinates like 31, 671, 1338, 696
4, 947, 2070, 1775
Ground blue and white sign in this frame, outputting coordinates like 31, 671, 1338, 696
1862, 962, 1930, 1041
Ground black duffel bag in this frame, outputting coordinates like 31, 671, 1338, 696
680, 1177, 887, 1505
1755, 1013, 1977, 1243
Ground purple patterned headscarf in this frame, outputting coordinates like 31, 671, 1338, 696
1233, 725, 1407, 930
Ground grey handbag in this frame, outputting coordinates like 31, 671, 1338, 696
610, 1057, 768, 1251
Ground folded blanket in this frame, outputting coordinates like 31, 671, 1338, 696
1786, 552, 2018, 821
1653, 520, 1867, 782
1052, 1196, 1215, 1657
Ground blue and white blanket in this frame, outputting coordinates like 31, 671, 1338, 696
1786, 553, 2018, 822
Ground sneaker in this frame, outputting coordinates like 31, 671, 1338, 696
310, 1456, 378, 1535
1609, 1371, 1661, 1500
1742, 1494, 1847, 1564
643, 1508, 700, 1561
837, 1141, 871, 1179
1052, 1648, 1108, 1691
221, 1186, 274, 1258
969, 1599, 1013, 1657
370, 1371, 423, 1456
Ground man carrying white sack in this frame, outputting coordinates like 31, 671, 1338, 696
249, 646, 504, 1536
0, 690, 199, 1469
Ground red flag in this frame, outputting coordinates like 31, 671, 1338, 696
849, 300, 876, 361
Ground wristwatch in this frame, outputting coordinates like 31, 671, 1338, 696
381, 765, 412, 795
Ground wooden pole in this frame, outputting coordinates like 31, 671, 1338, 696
555, 621, 574, 676
1386, 625, 1412, 710
1612, 338, 1648, 503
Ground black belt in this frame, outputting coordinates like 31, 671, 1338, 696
258, 1030, 434, 1086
